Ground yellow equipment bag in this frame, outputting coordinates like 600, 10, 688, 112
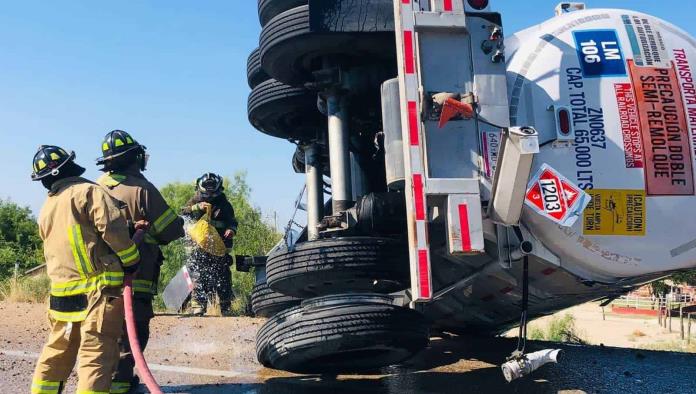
187, 205, 227, 256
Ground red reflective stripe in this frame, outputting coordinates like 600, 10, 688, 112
413, 174, 425, 220
402, 0, 410, 3
403, 31, 415, 74
458, 204, 471, 252
418, 250, 431, 298
408, 101, 419, 145
444, 0, 453, 11
542, 268, 557, 276
183, 269, 193, 290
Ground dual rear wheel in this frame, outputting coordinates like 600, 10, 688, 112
248, 0, 428, 373
256, 294, 429, 372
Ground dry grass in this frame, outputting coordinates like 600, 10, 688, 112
632, 329, 647, 337
206, 293, 248, 317
527, 314, 585, 344
229, 296, 248, 317
206, 294, 223, 317
643, 340, 696, 353
0, 274, 50, 303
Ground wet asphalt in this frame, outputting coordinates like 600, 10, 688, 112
153, 336, 696, 394
3, 302, 695, 394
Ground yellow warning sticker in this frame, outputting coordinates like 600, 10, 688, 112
583, 189, 646, 236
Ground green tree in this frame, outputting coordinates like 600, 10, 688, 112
158, 172, 281, 313
670, 271, 696, 286
0, 200, 43, 280
650, 271, 696, 299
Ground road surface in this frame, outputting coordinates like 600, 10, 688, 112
1, 301, 695, 393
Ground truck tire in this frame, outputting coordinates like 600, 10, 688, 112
292, 145, 331, 175
256, 294, 429, 372
248, 79, 324, 141
259, 5, 395, 87
258, 0, 307, 26
266, 237, 409, 298
291, 145, 305, 173
247, 48, 270, 89
251, 282, 302, 318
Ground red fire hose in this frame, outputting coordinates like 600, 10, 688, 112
125, 229, 163, 394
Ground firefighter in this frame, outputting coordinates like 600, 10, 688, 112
30, 145, 140, 394
96, 130, 185, 394
181, 173, 238, 315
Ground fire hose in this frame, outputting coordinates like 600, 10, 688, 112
125, 229, 163, 394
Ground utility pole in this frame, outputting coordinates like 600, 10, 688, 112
680, 305, 685, 340
658, 299, 662, 326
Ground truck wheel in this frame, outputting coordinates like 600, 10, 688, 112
258, 0, 307, 26
292, 145, 331, 175
251, 282, 302, 318
248, 79, 324, 141
266, 237, 409, 298
259, 5, 395, 87
291, 145, 305, 173
256, 294, 429, 372
247, 48, 270, 89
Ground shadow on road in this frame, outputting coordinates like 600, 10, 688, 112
160, 334, 696, 393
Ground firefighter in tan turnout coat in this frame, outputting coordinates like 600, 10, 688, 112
30, 145, 140, 394
96, 130, 184, 393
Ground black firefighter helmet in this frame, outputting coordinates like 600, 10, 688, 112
197, 173, 224, 199
96, 130, 148, 171
31, 145, 82, 181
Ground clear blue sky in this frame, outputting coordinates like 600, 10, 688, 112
1, 1, 694, 229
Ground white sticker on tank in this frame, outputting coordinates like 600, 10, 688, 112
525, 164, 591, 227
622, 14, 671, 68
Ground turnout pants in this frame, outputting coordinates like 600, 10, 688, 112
189, 249, 233, 313
111, 297, 154, 393
32, 292, 124, 394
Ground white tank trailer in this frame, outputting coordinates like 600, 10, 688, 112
249, 0, 696, 378
507, 6, 696, 282
386, 0, 696, 329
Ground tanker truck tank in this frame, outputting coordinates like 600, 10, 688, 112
506, 7, 696, 283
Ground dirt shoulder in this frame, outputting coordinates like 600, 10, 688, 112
508, 302, 696, 351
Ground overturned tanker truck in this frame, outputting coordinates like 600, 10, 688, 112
246, 0, 696, 375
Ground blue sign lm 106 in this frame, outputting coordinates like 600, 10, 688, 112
573, 29, 626, 77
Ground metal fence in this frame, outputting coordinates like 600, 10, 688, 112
610, 295, 696, 343
611, 295, 694, 309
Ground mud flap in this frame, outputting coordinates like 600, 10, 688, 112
162, 265, 194, 312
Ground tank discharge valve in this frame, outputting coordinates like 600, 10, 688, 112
509, 240, 533, 261
501, 349, 562, 382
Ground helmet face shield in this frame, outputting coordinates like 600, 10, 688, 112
197, 173, 223, 199
141, 152, 150, 171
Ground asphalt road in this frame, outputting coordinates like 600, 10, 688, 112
2, 301, 695, 393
